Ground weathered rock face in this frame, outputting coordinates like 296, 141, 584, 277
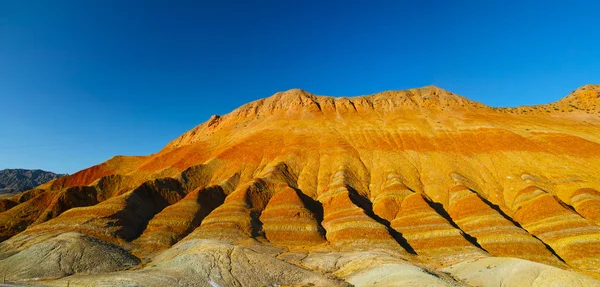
0, 232, 139, 281
447, 185, 563, 266
260, 186, 326, 247
1, 85, 600, 286
511, 186, 600, 274
132, 184, 227, 257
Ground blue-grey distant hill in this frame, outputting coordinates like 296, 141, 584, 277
0, 169, 67, 194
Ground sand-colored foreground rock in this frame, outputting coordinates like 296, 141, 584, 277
44, 239, 348, 287
0, 232, 139, 281
445, 257, 600, 287
300, 250, 465, 287
345, 263, 463, 287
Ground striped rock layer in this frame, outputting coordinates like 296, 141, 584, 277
1, 85, 600, 282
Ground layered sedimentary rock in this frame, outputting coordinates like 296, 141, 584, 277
132, 184, 227, 257
378, 179, 486, 263
319, 169, 403, 250
183, 178, 274, 242
571, 188, 600, 226
511, 186, 600, 274
447, 185, 564, 266
260, 186, 326, 247
0, 85, 599, 286
0, 186, 100, 241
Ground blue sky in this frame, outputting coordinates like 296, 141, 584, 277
0, 0, 599, 174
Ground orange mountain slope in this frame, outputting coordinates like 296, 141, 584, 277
1, 85, 600, 286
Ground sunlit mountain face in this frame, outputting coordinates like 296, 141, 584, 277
1, 86, 600, 286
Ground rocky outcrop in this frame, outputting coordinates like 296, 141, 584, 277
0, 232, 139, 281
45, 240, 350, 287
444, 257, 600, 287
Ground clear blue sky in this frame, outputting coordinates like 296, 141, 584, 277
0, 0, 599, 174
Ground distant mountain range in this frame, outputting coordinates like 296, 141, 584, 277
0, 169, 67, 194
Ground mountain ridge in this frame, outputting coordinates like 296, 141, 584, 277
167, 84, 600, 149
0, 85, 599, 286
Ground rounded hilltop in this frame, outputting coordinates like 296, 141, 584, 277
283, 84, 600, 113
263, 85, 486, 111
226, 84, 600, 120
166, 86, 491, 149
168, 85, 600, 149
496, 84, 600, 115
559, 84, 600, 108
229, 86, 488, 118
